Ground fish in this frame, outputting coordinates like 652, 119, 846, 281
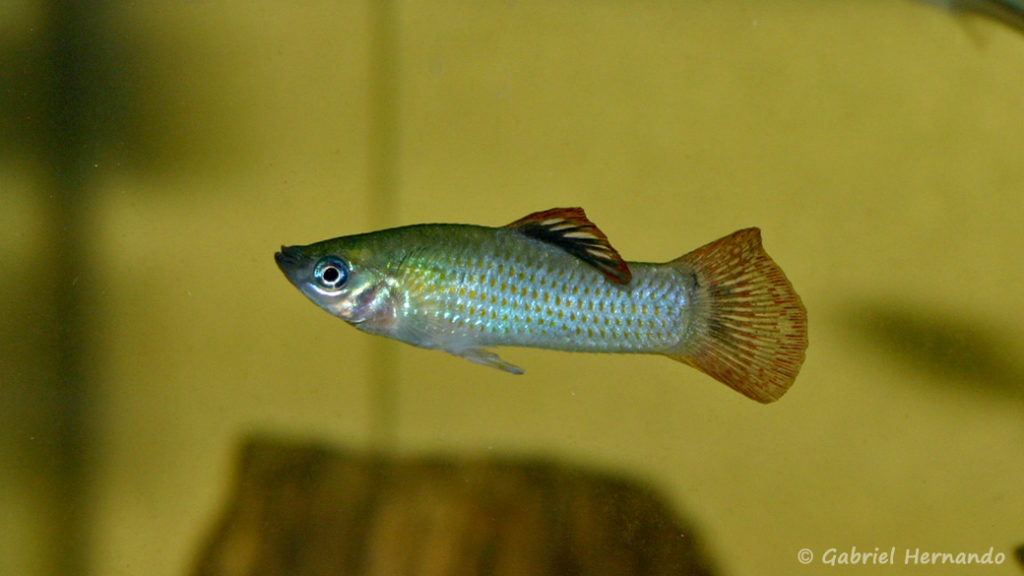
921, 0, 1024, 34
275, 207, 807, 403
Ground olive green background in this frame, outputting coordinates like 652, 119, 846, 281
3, 2, 1023, 575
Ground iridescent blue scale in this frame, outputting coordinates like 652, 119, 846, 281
396, 227, 692, 355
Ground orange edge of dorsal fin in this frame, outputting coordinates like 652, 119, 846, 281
503, 207, 632, 283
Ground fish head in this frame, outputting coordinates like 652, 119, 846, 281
275, 240, 393, 326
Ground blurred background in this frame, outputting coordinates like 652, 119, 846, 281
3, 1, 1023, 575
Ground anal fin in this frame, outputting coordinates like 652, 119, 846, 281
452, 348, 524, 374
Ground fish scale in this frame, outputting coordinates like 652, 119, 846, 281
275, 207, 807, 403
394, 228, 688, 354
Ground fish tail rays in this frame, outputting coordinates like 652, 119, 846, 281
665, 228, 808, 403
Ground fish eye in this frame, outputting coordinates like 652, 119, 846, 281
313, 256, 349, 289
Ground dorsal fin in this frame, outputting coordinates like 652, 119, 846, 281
503, 207, 632, 283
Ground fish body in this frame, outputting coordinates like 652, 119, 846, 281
276, 208, 807, 402
923, 0, 1024, 33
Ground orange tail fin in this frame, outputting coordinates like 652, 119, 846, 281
667, 228, 807, 403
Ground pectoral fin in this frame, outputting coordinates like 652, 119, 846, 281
452, 348, 524, 374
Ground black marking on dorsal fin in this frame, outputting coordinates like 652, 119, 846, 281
504, 207, 632, 283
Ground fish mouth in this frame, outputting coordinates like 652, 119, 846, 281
274, 245, 311, 287
274, 245, 302, 269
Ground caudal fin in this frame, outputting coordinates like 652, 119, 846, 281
667, 228, 807, 403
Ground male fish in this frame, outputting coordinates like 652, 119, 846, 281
275, 208, 807, 402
